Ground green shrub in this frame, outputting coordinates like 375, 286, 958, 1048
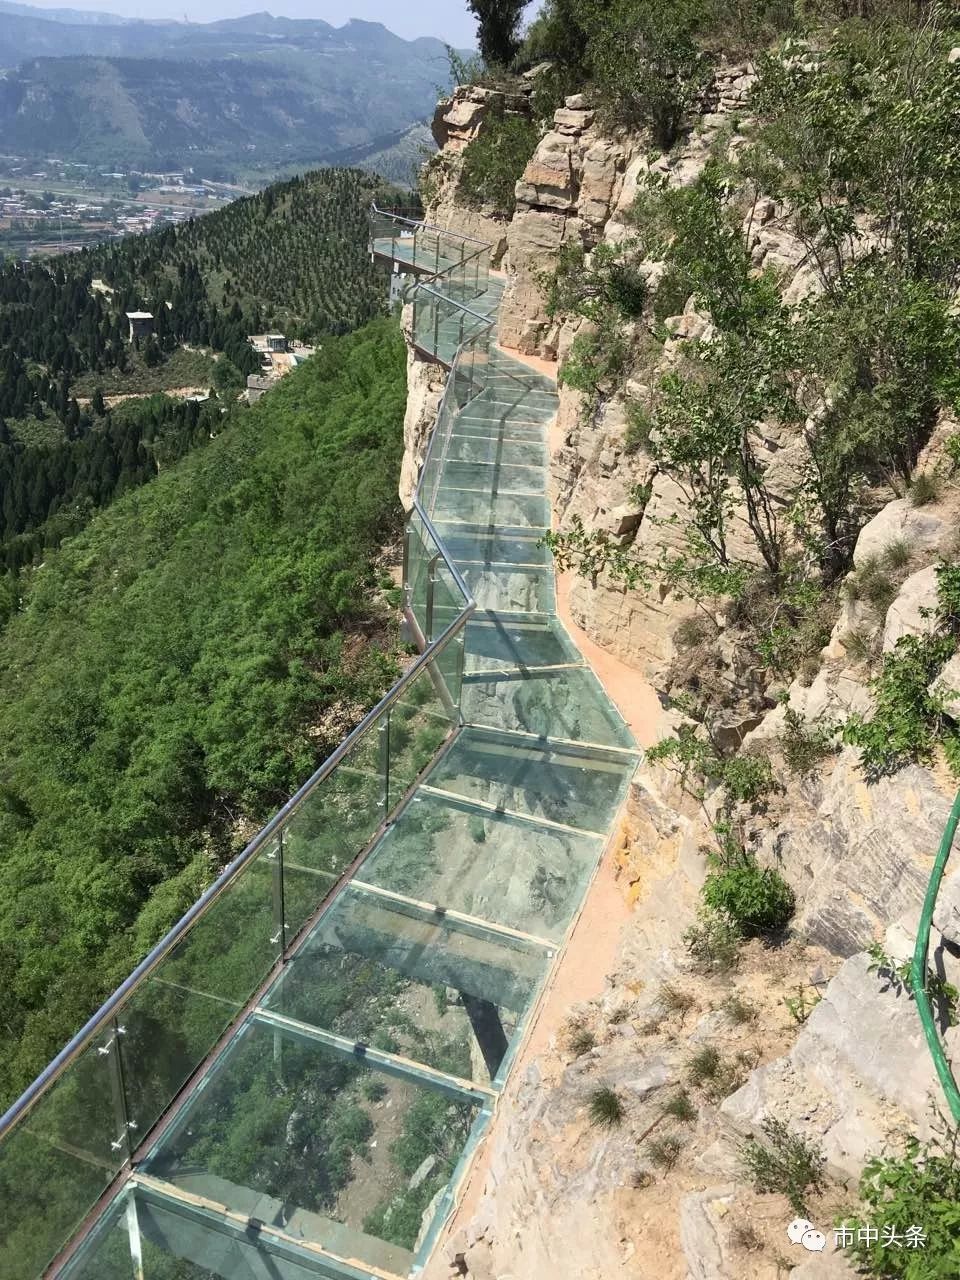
844, 1126, 960, 1278
909, 470, 942, 507
843, 632, 957, 779
702, 857, 795, 935
721, 755, 775, 807
779, 705, 835, 776
459, 111, 539, 216
588, 0, 711, 149
739, 1117, 826, 1214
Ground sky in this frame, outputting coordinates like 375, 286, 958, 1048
17, 0, 494, 45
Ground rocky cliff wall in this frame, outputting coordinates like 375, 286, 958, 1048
405, 59, 960, 1280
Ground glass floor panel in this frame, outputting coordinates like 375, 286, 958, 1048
434, 524, 552, 568
443, 436, 548, 467
439, 461, 546, 494
358, 792, 602, 941
141, 1021, 487, 1278
426, 727, 637, 833
463, 615, 583, 671
262, 884, 552, 1086
430, 488, 549, 529
450, 421, 547, 443
460, 565, 555, 613
462, 665, 636, 748
61, 1184, 350, 1280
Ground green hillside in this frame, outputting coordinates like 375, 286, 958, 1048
0, 167, 389, 576
0, 317, 406, 1106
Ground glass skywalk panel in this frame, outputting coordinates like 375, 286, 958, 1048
444, 435, 548, 467
430, 487, 549, 530
60, 1184, 349, 1280
261, 883, 551, 1086
463, 613, 583, 672
140, 1020, 489, 1280
0, 1034, 126, 1280
462, 665, 636, 749
450, 418, 548, 442
439, 461, 547, 495
435, 525, 553, 569
459, 563, 556, 614
426, 727, 636, 834
358, 792, 602, 942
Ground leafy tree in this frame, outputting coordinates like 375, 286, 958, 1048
465, 0, 527, 66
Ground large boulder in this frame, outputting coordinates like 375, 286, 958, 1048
853, 499, 954, 569
882, 565, 939, 652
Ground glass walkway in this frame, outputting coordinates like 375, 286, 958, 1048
0, 211, 639, 1280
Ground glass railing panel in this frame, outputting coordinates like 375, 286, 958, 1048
0, 1034, 126, 1280
282, 727, 386, 886
140, 1020, 487, 1278
262, 883, 552, 1086
118, 841, 279, 1143
387, 658, 457, 811
405, 507, 432, 638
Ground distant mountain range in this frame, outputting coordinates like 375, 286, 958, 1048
0, 3, 453, 179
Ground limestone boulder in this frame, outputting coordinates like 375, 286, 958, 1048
930, 651, 960, 707
933, 870, 960, 947
755, 750, 951, 955
882, 565, 939, 652
515, 130, 581, 211
722, 953, 958, 1180
853, 498, 954, 568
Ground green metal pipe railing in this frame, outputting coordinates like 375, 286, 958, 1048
913, 788, 960, 1124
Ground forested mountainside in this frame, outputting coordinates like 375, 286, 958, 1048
419, 3, 960, 1276
0, 318, 406, 1105
0, 8, 453, 175
0, 168, 388, 575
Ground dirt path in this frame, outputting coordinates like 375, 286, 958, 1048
76, 385, 209, 410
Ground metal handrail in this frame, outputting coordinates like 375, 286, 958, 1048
370, 202, 490, 246
913, 788, 960, 1124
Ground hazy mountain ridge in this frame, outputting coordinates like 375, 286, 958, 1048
0, 3, 456, 176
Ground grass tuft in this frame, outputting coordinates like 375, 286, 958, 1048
588, 1085, 625, 1128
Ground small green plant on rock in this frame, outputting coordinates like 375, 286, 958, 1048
722, 993, 757, 1025
779, 704, 835, 776
663, 1089, 697, 1123
566, 1022, 597, 1056
866, 941, 959, 1026
684, 908, 743, 973
844, 1123, 960, 1278
588, 1085, 625, 1128
908, 470, 942, 507
739, 1117, 826, 1214
646, 1132, 683, 1170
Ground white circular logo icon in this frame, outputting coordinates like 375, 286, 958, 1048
787, 1218, 815, 1245
801, 1229, 826, 1252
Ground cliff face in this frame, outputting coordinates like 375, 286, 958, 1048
405, 58, 960, 1280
